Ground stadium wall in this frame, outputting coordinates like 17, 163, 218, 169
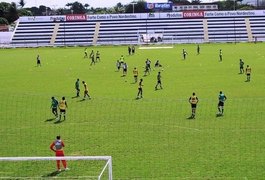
8, 10, 265, 47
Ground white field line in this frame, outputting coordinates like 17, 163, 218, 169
139, 122, 201, 132
139, 46, 173, 49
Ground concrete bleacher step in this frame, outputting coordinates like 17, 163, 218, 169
92, 22, 101, 45
245, 18, 253, 42
50, 23, 60, 45
203, 19, 209, 42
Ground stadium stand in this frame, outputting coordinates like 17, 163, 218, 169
9, 10, 265, 47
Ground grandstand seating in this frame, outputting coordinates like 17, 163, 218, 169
10, 11, 265, 47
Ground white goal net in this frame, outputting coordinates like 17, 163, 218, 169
138, 30, 174, 49
0, 156, 112, 180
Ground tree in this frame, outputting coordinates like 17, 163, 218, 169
215, 0, 237, 10
170, 0, 190, 5
19, 0, 26, 8
114, 2, 125, 13
191, 0, 201, 4
0, 2, 10, 17
0, 17, 8, 25
125, 0, 147, 13
27, 6, 41, 16
6, 2, 19, 23
18, 8, 33, 16
66, 1, 86, 14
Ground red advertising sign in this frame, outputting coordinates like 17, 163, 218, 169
183, 11, 204, 18
66, 14, 87, 21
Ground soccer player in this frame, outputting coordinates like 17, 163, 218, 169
84, 48, 88, 58
50, 135, 69, 171
146, 59, 151, 71
82, 81, 91, 100
219, 49, 223, 61
154, 60, 162, 67
133, 67, 138, 83
239, 59, 244, 74
132, 45, 135, 54
183, 49, 187, 60
116, 60, 121, 71
144, 64, 150, 76
58, 97, 67, 121
128, 46, 131, 55
137, 78, 143, 99
51, 97, 58, 118
75, 78, 80, 97
120, 55, 124, 64
96, 51, 100, 62
36, 55, 41, 67
155, 71, 163, 90
197, 44, 200, 55
189, 92, 199, 119
89, 50, 94, 59
122, 62, 128, 76
245, 65, 251, 81
217, 91, 227, 116
90, 51, 95, 66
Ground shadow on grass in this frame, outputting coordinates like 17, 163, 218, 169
216, 114, 224, 118
45, 118, 56, 122
42, 170, 61, 177
71, 96, 79, 99
135, 97, 143, 100
186, 116, 195, 120
77, 99, 86, 102
54, 120, 64, 124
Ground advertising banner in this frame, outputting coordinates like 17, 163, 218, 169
66, 14, 87, 21
183, 11, 204, 18
204, 10, 265, 17
145, 3, 172, 11
18, 10, 265, 22
19, 16, 65, 22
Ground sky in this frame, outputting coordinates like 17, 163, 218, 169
1, 0, 168, 8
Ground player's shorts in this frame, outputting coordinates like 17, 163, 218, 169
123, 69, 127, 72
218, 101, 224, 107
138, 87, 142, 91
246, 73, 250, 76
84, 90, 88, 94
134, 75, 138, 78
37, 60, 40, 64
191, 104, 197, 108
60, 109, 66, 113
55, 150, 65, 156
157, 80, 161, 84
52, 107, 57, 111
76, 88, 80, 91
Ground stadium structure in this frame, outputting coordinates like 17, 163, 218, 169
0, 10, 265, 47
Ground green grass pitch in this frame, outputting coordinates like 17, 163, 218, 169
0, 43, 265, 179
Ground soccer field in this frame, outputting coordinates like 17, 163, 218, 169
0, 43, 265, 179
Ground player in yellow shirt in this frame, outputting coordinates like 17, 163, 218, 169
245, 65, 251, 82
133, 67, 138, 83
189, 92, 199, 119
58, 97, 68, 121
82, 81, 91, 100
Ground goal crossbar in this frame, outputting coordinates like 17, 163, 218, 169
0, 156, 112, 180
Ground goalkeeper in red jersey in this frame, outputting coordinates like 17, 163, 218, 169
50, 135, 69, 171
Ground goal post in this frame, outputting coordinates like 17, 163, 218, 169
0, 156, 112, 180
137, 29, 174, 49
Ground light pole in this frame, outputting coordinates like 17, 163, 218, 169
131, 2, 137, 13
233, 0, 237, 43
